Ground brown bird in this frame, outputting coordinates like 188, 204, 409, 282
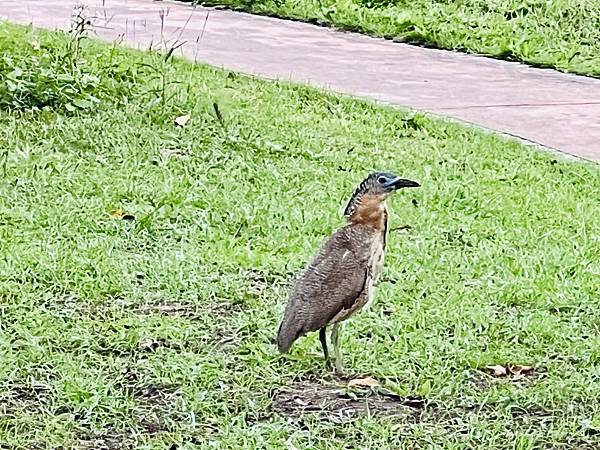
277, 172, 420, 373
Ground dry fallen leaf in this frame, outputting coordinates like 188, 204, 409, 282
110, 208, 125, 218
109, 209, 135, 221
174, 114, 190, 127
347, 377, 379, 388
508, 365, 535, 380
508, 365, 534, 375
485, 364, 535, 379
486, 365, 508, 377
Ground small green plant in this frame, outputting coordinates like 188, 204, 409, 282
137, 58, 184, 118
0, 7, 131, 113
0, 48, 100, 112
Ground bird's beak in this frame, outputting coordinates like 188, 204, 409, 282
385, 177, 420, 190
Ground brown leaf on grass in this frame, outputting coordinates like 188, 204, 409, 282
508, 365, 534, 381
348, 377, 379, 388
486, 365, 507, 377
109, 209, 135, 221
485, 364, 535, 379
174, 114, 190, 127
508, 365, 534, 375
110, 208, 125, 218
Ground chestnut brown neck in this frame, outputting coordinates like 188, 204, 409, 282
348, 193, 389, 231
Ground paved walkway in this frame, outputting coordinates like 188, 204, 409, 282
2, 0, 600, 161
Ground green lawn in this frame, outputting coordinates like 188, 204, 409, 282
1, 23, 600, 449
192, 0, 600, 78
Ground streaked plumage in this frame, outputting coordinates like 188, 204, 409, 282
277, 172, 420, 373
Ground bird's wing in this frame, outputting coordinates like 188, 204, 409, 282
312, 232, 370, 314
282, 226, 374, 336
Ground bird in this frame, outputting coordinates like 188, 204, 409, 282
277, 171, 420, 374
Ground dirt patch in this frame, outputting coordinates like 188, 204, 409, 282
244, 269, 271, 297
244, 268, 292, 296
472, 371, 491, 391
548, 441, 600, 450
132, 383, 179, 405
130, 378, 183, 436
5, 384, 50, 402
472, 366, 541, 392
77, 378, 184, 447
136, 302, 197, 316
212, 328, 236, 350
272, 378, 426, 423
0, 384, 50, 415
119, 364, 179, 405
135, 299, 243, 319
78, 432, 136, 450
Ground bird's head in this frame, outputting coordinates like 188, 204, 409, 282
344, 172, 420, 217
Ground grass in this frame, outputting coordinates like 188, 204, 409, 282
190, 0, 600, 78
1, 21, 600, 449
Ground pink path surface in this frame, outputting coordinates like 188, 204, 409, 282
2, 0, 600, 161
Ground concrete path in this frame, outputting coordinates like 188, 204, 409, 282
2, 0, 600, 161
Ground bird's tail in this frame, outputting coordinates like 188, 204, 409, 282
276, 316, 298, 354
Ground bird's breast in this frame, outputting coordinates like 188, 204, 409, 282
363, 234, 386, 310
369, 234, 386, 278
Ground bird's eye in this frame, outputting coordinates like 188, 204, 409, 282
377, 176, 387, 184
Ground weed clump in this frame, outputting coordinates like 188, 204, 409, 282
0, 9, 136, 114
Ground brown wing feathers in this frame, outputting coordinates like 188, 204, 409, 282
277, 226, 373, 353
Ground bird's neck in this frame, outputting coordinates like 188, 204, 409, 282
348, 194, 389, 231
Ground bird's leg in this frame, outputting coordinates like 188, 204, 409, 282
319, 327, 332, 370
331, 323, 344, 375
